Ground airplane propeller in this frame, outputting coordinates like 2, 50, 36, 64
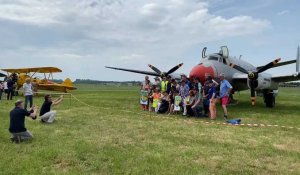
148, 63, 183, 77
229, 58, 281, 105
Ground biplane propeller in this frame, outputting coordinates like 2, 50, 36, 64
1, 67, 76, 93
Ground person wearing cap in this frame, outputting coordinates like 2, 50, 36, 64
9, 100, 38, 143
219, 73, 233, 120
23, 78, 34, 110
40, 94, 64, 123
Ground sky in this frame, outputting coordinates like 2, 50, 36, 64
0, 0, 299, 81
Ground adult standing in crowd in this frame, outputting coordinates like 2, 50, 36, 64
219, 73, 233, 120
160, 76, 168, 93
179, 80, 190, 116
23, 78, 34, 110
141, 76, 151, 90
3, 79, 8, 94
0, 81, 3, 100
7, 78, 15, 100
153, 77, 161, 90
208, 81, 217, 120
181, 74, 193, 90
9, 100, 38, 143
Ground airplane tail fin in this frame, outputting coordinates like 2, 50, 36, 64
62, 78, 74, 87
296, 45, 299, 72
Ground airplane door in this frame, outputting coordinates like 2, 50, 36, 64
221, 46, 229, 58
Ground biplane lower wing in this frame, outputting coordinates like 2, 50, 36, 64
38, 84, 77, 93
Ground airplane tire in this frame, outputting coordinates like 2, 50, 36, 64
265, 92, 275, 108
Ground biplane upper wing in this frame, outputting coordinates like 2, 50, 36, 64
1, 67, 62, 74
105, 66, 160, 76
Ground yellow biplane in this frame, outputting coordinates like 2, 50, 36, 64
1, 67, 76, 93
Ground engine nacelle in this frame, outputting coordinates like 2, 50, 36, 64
247, 74, 274, 90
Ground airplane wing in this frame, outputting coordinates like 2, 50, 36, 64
256, 60, 296, 70
105, 66, 160, 76
38, 84, 77, 93
0, 72, 6, 77
271, 72, 300, 83
1, 67, 62, 73
232, 73, 248, 81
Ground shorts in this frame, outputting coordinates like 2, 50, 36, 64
221, 96, 229, 106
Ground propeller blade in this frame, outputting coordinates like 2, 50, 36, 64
257, 58, 281, 73
167, 63, 183, 75
250, 80, 256, 105
148, 64, 162, 75
229, 63, 249, 74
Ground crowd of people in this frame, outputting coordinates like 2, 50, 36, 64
140, 73, 233, 120
1, 76, 65, 143
0, 75, 18, 101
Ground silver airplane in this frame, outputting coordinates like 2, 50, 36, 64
106, 46, 300, 108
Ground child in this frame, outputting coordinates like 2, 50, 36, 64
151, 88, 161, 113
141, 80, 151, 111
208, 81, 217, 119
158, 91, 169, 114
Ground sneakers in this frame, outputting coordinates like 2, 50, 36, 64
224, 115, 228, 120
11, 136, 22, 144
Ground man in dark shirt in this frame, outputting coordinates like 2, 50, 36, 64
7, 78, 15, 100
9, 100, 38, 143
40, 94, 64, 123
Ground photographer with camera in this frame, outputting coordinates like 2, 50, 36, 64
9, 100, 38, 143
40, 94, 64, 123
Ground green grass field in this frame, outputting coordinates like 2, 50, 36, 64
0, 85, 299, 175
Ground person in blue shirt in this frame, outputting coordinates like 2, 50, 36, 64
219, 73, 233, 120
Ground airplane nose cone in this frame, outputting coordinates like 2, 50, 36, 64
189, 64, 215, 83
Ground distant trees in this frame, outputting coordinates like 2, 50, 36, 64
74, 79, 141, 86
279, 82, 300, 87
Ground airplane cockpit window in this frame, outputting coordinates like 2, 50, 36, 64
208, 56, 219, 61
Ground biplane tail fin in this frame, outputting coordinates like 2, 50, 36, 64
62, 78, 74, 87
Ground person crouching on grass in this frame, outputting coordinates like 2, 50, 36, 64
9, 100, 38, 143
40, 94, 64, 123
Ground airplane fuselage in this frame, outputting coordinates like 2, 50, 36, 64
189, 54, 279, 92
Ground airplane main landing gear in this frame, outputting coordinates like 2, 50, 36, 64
263, 90, 275, 108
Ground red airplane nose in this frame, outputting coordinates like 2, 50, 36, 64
189, 64, 215, 83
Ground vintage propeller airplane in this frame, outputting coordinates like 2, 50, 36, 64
106, 46, 300, 108
1, 67, 76, 93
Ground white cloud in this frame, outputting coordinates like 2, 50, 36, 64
277, 10, 289, 16
0, 0, 271, 80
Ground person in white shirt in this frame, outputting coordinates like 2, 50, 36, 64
23, 78, 34, 110
3, 81, 8, 94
